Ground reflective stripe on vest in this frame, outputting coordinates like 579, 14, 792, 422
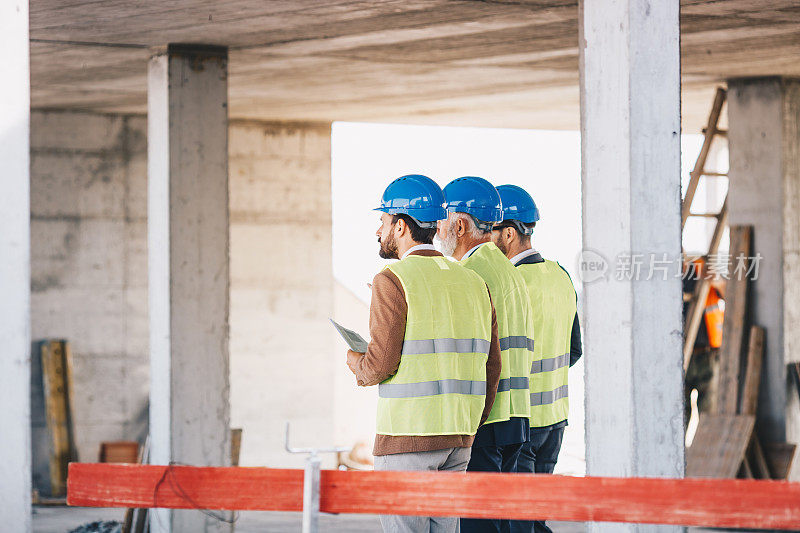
462, 242, 535, 422
497, 376, 530, 393
530, 384, 569, 406
377, 255, 492, 437
499, 335, 535, 352
517, 259, 577, 428
402, 337, 491, 355
379, 379, 487, 398
531, 353, 569, 374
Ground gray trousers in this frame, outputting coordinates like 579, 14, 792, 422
374, 446, 472, 533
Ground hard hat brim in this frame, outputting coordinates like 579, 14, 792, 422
374, 206, 446, 224
445, 206, 504, 224
506, 208, 540, 224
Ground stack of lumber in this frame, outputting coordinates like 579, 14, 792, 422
687, 226, 796, 479
100, 441, 140, 464
32, 340, 77, 503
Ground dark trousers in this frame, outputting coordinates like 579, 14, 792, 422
460, 443, 523, 533
513, 426, 565, 533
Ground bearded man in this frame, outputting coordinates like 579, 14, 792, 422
345, 174, 502, 533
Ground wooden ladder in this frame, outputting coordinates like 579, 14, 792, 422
682, 87, 729, 370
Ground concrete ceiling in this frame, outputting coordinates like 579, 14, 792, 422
30, 0, 800, 131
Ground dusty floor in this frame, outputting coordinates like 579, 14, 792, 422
34, 506, 590, 532
32, 506, 727, 533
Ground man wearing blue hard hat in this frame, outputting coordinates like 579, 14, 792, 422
438, 176, 536, 533
492, 184, 582, 533
345, 174, 502, 533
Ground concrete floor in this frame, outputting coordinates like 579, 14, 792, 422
34, 506, 591, 532
32, 506, 729, 533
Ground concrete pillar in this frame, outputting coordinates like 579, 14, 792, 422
148, 44, 231, 532
727, 78, 800, 458
0, 0, 32, 530
579, 1, 684, 531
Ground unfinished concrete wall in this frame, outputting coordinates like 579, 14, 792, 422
30, 113, 337, 472
30, 110, 149, 475
228, 121, 336, 468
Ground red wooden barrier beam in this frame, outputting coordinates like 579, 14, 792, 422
68, 463, 800, 530
67, 464, 304, 512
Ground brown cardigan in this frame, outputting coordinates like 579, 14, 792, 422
347, 248, 502, 456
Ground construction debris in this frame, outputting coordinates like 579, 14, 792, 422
687, 414, 754, 478
39, 339, 77, 498
99, 442, 139, 464
686, 224, 795, 479
68, 521, 122, 533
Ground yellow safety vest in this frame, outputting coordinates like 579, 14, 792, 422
462, 243, 534, 423
377, 255, 493, 436
516, 258, 576, 428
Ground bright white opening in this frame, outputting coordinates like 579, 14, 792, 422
332, 122, 583, 304
331, 122, 709, 475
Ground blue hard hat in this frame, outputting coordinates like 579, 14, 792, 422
374, 174, 446, 227
496, 184, 540, 224
442, 177, 504, 229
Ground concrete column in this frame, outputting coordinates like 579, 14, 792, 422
0, 0, 32, 530
148, 44, 231, 532
579, 1, 684, 531
727, 78, 800, 458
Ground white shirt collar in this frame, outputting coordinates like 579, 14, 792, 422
462, 241, 489, 260
401, 243, 437, 260
510, 248, 539, 266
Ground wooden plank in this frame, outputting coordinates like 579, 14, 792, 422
749, 437, 772, 480
681, 87, 726, 229
683, 280, 711, 370
687, 414, 755, 478
227, 428, 243, 528
41, 340, 74, 496
685, 208, 728, 402
683, 197, 728, 370
62, 341, 78, 462
716, 226, 752, 415
739, 326, 765, 415
740, 456, 754, 479
231, 428, 242, 467
706, 198, 729, 265
764, 443, 798, 480
31, 491, 67, 506
322, 470, 800, 528
100, 442, 139, 464
68, 464, 304, 511
740, 311, 769, 486
67, 463, 800, 530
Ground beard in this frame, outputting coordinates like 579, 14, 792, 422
378, 233, 399, 259
433, 224, 458, 257
494, 234, 509, 256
